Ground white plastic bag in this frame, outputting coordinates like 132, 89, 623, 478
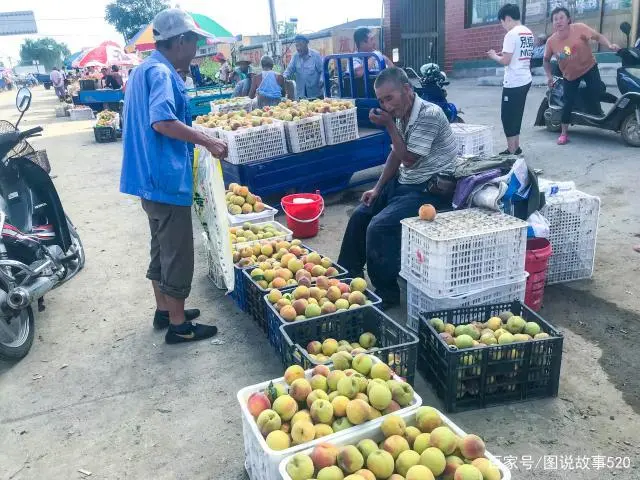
527, 211, 550, 239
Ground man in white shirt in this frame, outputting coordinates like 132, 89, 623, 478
487, 3, 533, 155
353, 27, 394, 79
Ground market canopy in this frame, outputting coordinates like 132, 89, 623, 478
63, 50, 86, 69
73, 41, 141, 68
125, 12, 234, 53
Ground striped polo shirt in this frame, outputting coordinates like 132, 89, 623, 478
396, 96, 457, 185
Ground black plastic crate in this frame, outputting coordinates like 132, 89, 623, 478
417, 301, 563, 412
265, 278, 382, 355
244, 261, 349, 332
80, 79, 97, 91
230, 243, 318, 315
94, 126, 116, 143
280, 306, 418, 385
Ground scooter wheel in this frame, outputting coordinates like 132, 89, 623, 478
544, 111, 562, 133
0, 307, 35, 361
621, 112, 640, 147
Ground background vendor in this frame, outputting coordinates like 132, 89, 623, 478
337, 68, 457, 309
231, 60, 252, 97
249, 55, 284, 107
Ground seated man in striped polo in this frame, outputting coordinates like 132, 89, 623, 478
337, 67, 457, 310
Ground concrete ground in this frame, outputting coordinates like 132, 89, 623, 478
0, 82, 638, 480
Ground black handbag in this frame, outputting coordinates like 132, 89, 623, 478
427, 174, 457, 198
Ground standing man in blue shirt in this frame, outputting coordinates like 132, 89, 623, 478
283, 35, 324, 99
120, 9, 228, 344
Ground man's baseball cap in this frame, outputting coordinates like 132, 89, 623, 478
294, 35, 309, 43
153, 9, 213, 41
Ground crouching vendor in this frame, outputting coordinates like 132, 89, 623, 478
337, 68, 457, 309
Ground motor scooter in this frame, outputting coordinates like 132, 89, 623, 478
0, 87, 85, 360
534, 47, 640, 146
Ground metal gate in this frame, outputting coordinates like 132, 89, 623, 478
400, 0, 445, 69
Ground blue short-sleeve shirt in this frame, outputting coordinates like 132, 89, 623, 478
120, 50, 194, 206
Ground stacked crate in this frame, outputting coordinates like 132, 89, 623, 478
541, 189, 600, 284
400, 208, 529, 332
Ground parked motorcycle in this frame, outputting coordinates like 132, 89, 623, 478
0, 87, 85, 360
534, 47, 640, 146
405, 63, 464, 123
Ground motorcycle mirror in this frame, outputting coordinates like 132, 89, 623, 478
620, 22, 631, 35
16, 87, 32, 113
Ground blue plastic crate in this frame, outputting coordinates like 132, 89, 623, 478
220, 131, 390, 198
264, 279, 381, 356
244, 262, 349, 332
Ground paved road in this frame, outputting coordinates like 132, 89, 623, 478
0, 84, 638, 480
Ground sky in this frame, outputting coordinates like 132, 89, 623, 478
0, 0, 384, 66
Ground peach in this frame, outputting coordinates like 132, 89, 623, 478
350, 277, 368, 292
392, 382, 415, 407
316, 275, 330, 289
265, 430, 291, 451
291, 420, 315, 445
327, 370, 346, 391
322, 338, 339, 356
356, 439, 378, 462
313, 364, 331, 377
310, 399, 334, 424
332, 395, 349, 417
413, 433, 431, 454
370, 363, 392, 381
442, 456, 464, 480
327, 286, 342, 302
291, 409, 312, 426
471, 458, 501, 480
396, 449, 421, 477
310, 442, 339, 469
290, 378, 312, 403
307, 340, 322, 355
286, 453, 315, 480
352, 353, 373, 376
355, 469, 376, 480
315, 424, 334, 439
453, 464, 483, 480
418, 204, 436, 221
337, 376, 360, 399
419, 447, 446, 476
317, 466, 345, 480
368, 383, 392, 411
382, 435, 410, 460
381, 414, 406, 438
345, 399, 370, 425
292, 299, 309, 316
321, 302, 337, 314
247, 392, 271, 418
306, 389, 329, 409
332, 417, 353, 433
368, 408, 382, 420
331, 351, 352, 371
366, 449, 395, 478
404, 426, 421, 448
415, 406, 442, 433
337, 282, 351, 294
280, 305, 297, 322
273, 394, 298, 421
284, 365, 305, 385
429, 426, 458, 455
256, 409, 281, 437
406, 464, 435, 480
459, 434, 485, 460
337, 445, 365, 474
310, 374, 329, 392
348, 291, 366, 305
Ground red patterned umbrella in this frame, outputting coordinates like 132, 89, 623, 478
74, 41, 141, 68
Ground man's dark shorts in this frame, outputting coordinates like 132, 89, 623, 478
141, 199, 194, 299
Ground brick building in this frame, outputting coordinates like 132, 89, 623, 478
383, 0, 638, 73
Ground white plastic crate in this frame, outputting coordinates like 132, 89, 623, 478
284, 115, 326, 153
323, 107, 359, 145
238, 356, 422, 480
69, 108, 94, 121
202, 232, 225, 289
231, 220, 293, 250
278, 407, 511, 480
220, 122, 288, 165
405, 274, 528, 333
210, 97, 254, 113
193, 123, 221, 139
400, 209, 528, 297
541, 189, 600, 285
227, 204, 277, 227
451, 123, 494, 157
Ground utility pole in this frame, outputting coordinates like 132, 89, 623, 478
267, 0, 282, 68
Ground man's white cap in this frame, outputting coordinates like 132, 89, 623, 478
152, 9, 213, 41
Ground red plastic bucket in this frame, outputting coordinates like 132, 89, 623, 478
524, 238, 552, 311
281, 193, 324, 239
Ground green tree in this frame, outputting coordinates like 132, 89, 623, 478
277, 21, 298, 39
105, 0, 169, 42
19, 38, 70, 71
